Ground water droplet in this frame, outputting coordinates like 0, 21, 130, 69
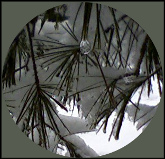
80, 39, 91, 54
98, 49, 107, 67
123, 75, 136, 84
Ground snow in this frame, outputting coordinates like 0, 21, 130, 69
55, 98, 158, 156
129, 76, 162, 106
56, 114, 90, 136
77, 115, 143, 156
64, 135, 98, 157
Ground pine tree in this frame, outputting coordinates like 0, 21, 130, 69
2, 2, 163, 157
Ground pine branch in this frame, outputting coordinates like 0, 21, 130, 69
81, 2, 93, 40
93, 50, 116, 107
114, 90, 134, 140
135, 34, 149, 76
26, 23, 40, 89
